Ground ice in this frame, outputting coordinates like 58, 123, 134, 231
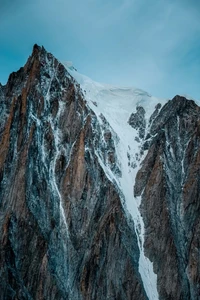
64, 65, 168, 299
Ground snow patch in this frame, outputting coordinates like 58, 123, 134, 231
64, 65, 167, 299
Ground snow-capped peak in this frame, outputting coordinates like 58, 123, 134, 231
64, 64, 168, 300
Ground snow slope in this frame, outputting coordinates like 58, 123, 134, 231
64, 63, 167, 300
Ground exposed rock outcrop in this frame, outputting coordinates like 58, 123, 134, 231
135, 96, 200, 300
0, 45, 147, 300
128, 106, 146, 139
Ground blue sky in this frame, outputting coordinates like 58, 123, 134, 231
0, 0, 199, 99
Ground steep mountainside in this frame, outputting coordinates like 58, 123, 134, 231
0, 45, 199, 300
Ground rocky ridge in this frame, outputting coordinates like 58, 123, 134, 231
0, 45, 146, 300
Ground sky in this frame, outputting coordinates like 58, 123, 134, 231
0, 0, 200, 100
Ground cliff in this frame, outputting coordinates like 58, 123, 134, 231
0, 45, 199, 300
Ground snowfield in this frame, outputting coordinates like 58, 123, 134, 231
64, 62, 168, 300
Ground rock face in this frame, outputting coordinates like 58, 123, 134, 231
135, 96, 200, 300
0, 45, 200, 300
128, 106, 146, 139
0, 45, 147, 300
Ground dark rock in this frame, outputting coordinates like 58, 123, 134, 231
0, 45, 147, 300
128, 106, 146, 139
136, 96, 200, 299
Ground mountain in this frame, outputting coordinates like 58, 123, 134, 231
0, 44, 199, 300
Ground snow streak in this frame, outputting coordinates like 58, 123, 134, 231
65, 65, 167, 300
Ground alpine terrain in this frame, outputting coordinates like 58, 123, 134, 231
0, 45, 199, 300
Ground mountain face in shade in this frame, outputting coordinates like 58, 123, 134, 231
0, 45, 199, 300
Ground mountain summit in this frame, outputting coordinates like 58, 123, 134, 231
0, 45, 200, 300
